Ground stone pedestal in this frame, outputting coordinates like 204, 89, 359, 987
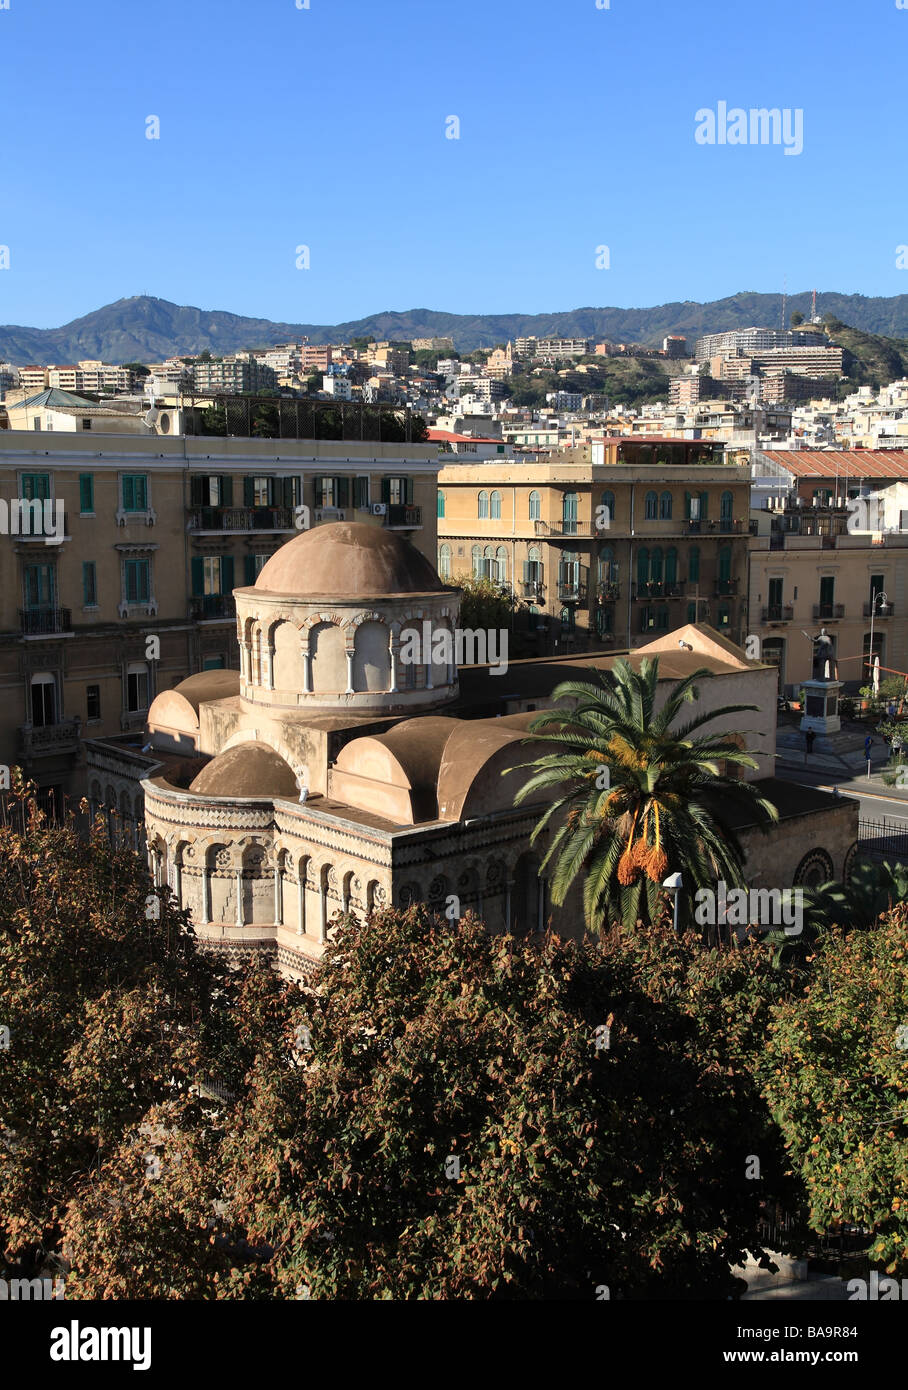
800, 679, 843, 735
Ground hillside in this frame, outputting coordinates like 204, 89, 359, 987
9, 291, 908, 363
823, 317, 908, 390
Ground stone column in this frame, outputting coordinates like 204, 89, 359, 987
302, 647, 313, 694
173, 856, 182, 910
265, 644, 275, 691
389, 642, 399, 694
273, 861, 283, 926
320, 881, 328, 943
345, 650, 355, 695
201, 864, 211, 925
297, 874, 305, 936
235, 867, 244, 927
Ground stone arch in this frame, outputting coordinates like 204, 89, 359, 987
242, 841, 272, 925
310, 620, 347, 694
352, 617, 391, 692
792, 847, 835, 889
272, 618, 304, 692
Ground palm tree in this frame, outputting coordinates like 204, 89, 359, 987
511, 656, 779, 935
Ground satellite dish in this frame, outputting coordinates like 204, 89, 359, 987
144, 408, 159, 429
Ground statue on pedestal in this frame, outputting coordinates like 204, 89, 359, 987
801, 627, 837, 682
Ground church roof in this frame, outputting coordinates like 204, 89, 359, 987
252, 521, 447, 599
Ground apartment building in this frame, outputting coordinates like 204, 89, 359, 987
190, 357, 278, 394
0, 429, 440, 808
715, 347, 844, 381
48, 362, 138, 394
696, 327, 827, 360
411, 337, 455, 352
437, 437, 750, 651
749, 449, 908, 691
368, 346, 409, 376
514, 337, 593, 362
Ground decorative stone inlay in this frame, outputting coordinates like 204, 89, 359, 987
428, 875, 447, 899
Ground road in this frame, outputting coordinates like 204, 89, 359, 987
775, 761, 908, 830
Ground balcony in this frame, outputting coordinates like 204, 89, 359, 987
17, 717, 81, 759
762, 604, 794, 623
714, 578, 738, 597
521, 579, 544, 600
813, 603, 845, 620
19, 606, 72, 636
385, 504, 422, 529
718, 519, 743, 533
535, 519, 594, 538
558, 580, 587, 603
189, 594, 237, 621
864, 600, 895, 617
597, 582, 621, 602
187, 506, 294, 532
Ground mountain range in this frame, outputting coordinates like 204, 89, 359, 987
7, 291, 908, 362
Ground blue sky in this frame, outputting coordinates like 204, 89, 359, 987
1, 0, 905, 328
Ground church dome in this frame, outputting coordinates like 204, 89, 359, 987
254, 522, 446, 599
189, 742, 300, 799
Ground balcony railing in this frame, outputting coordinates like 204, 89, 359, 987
864, 600, 895, 617
19, 606, 72, 635
521, 579, 544, 599
558, 581, 587, 603
385, 504, 422, 529
718, 519, 743, 533
714, 578, 738, 596
187, 506, 294, 531
762, 604, 794, 623
597, 582, 621, 601
189, 594, 237, 620
535, 519, 594, 537
17, 717, 81, 758
813, 602, 845, 620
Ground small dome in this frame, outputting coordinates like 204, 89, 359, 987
253, 521, 445, 598
189, 742, 299, 799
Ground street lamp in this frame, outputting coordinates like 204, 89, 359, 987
662, 871, 683, 936
868, 589, 889, 693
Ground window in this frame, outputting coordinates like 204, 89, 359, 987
190, 474, 233, 507
813, 488, 832, 505
478, 490, 489, 518
660, 490, 672, 520
86, 684, 100, 721
665, 547, 678, 586
354, 476, 370, 509
81, 418, 92, 431
490, 490, 502, 520
718, 545, 732, 581
596, 605, 613, 637
560, 607, 574, 632
600, 490, 615, 525
126, 663, 150, 713
870, 574, 885, 606
30, 673, 56, 727
192, 556, 234, 596
471, 544, 482, 578
650, 547, 663, 582
244, 553, 272, 585
720, 490, 734, 524
82, 561, 97, 607
21, 473, 50, 501
125, 558, 150, 603
437, 490, 445, 519
527, 604, 539, 631
688, 546, 700, 583
562, 491, 578, 534
495, 545, 507, 582
699, 491, 709, 520
381, 477, 412, 507
438, 543, 452, 579
23, 563, 55, 609
636, 547, 649, 589
598, 546, 615, 585
718, 606, 730, 630
687, 602, 697, 623
79, 473, 94, 513
819, 575, 835, 618
314, 476, 350, 508
529, 490, 541, 520
644, 490, 658, 520
203, 656, 226, 670
121, 474, 148, 512
863, 630, 884, 679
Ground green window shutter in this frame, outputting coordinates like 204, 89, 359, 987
281, 477, 295, 508
405, 477, 414, 505
221, 475, 234, 506
684, 491, 691, 519
314, 477, 325, 507
336, 477, 350, 507
380, 478, 390, 505
190, 476, 205, 506
437, 491, 445, 518
719, 546, 731, 581
221, 556, 234, 594
243, 476, 255, 507
699, 491, 708, 519
689, 547, 700, 582
191, 556, 204, 596
79, 474, 94, 512
82, 562, 96, 606
244, 554, 257, 585
354, 476, 368, 509
122, 475, 135, 510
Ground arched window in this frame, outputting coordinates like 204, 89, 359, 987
660, 490, 672, 519
598, 545, 615, 585
495, 545, 507, 582
529, 490, 541, 521
471, 544, 482, 578
562, 491, 579, 534
644, 490, 658, 520
437, 490, 445, 518
600, 490, 615, 526
688, 546, 700, 583
650, 547, 663, 582
665, 546, 678, 586
720, 490, 733, 522
636, 547, 650, 589
478, 490, 489, 518
490, 490, 502, 520
438, 543, 451, 579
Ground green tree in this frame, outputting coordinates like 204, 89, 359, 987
761, 903, 908, 1274
790, 311, 805, 327
122, 362, 151, 377
802, 860, 908, 934
222, 906, 797, 1299
449, 575, 512, 628
513, 657, 778, 933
